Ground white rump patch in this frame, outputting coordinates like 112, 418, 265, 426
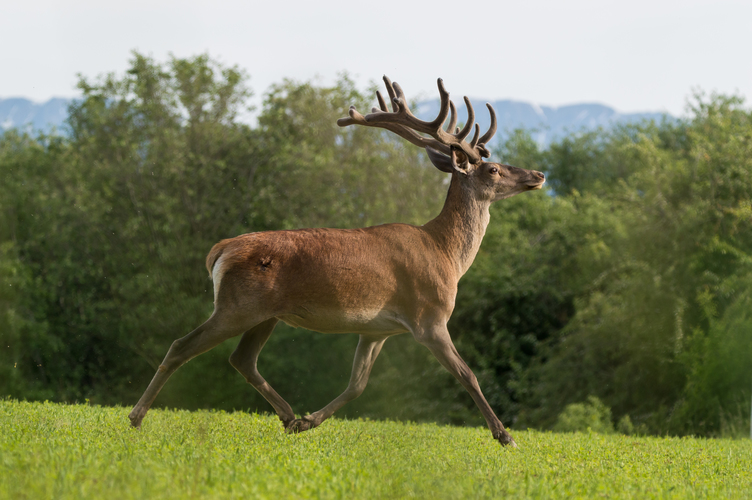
211, 255, 227, 302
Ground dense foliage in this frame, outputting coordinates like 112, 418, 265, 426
1, 53, 750, 437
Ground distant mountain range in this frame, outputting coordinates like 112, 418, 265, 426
0, 97, 71, 134
416, 98, 670, 146
1, 96, 670, 146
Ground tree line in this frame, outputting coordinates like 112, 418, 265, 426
1, 53, 750, 437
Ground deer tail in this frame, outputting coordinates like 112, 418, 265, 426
205, 242, 227, 278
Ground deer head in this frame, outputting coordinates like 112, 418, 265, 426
337, 76, 545, 202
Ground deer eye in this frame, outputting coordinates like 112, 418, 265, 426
489, 167, 499, 175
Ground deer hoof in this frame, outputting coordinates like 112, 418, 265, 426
494, 430, 517, 447
286, 417, 315, 434
128, 409, 143, 429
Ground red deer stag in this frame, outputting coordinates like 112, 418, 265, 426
128, 76, 545, 447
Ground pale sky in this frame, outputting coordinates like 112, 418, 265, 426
2, 0, 750, 116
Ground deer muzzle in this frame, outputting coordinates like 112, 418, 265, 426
526, 170, 546, 189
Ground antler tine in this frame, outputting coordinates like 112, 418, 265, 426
390, 81, 452, 133
376, 91, 389, 112
382, 76, 398, 112
390, 81, 409, 113
454, 96, 475, 141
469, 123, 481, 149
389, 79, 452, 132
445, 101, 458, 134
347, 106, 366, 122
387, 79, 452, 134
400, 78, 452, 132
477, 103, 497, 148
425, 78, 451, 131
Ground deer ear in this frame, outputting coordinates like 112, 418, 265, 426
452, 149, 470, 169
425, 146, 455, 173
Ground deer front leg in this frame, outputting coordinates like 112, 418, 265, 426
414, 325, 517, 447
229, 318, 296, 428
287, 334, 387, 433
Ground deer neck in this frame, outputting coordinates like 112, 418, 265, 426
423, 174, 491, 277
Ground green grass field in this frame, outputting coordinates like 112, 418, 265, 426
1, 400, 750, 499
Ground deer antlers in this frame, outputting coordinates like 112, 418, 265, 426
337, 76, 497, 165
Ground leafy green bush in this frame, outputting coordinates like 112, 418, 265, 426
553, 396, 614, 434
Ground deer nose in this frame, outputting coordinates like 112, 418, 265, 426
533, 171, 545, 180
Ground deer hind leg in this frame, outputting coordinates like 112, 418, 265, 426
287, 334, 387, 433
414, 325, 517, 447
228, 318, 296, 429
128, 311, 257, 429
